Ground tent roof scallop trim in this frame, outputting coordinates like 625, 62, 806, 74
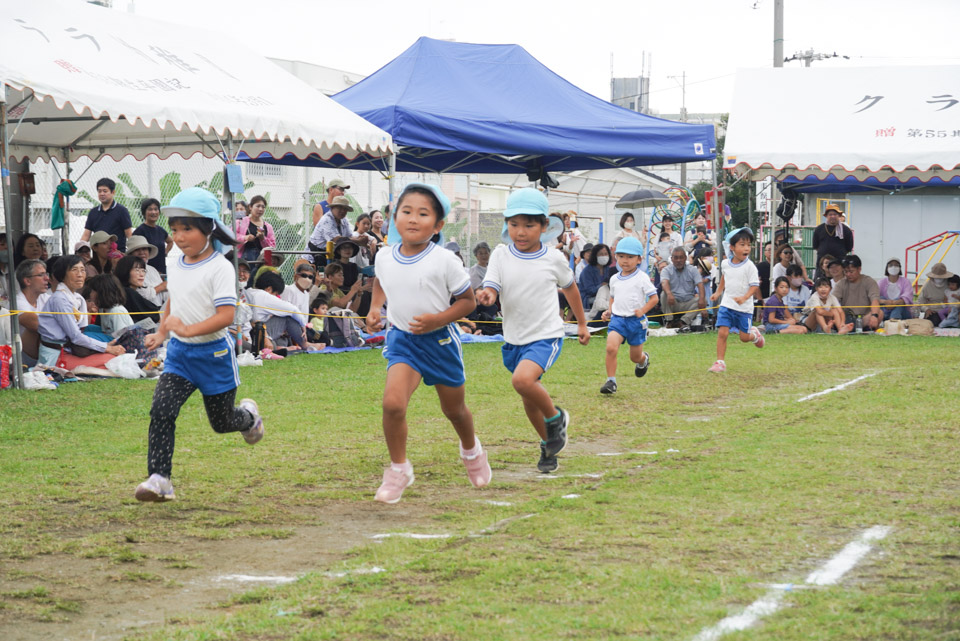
724, 65, 960, 182
0, 0, 391, 163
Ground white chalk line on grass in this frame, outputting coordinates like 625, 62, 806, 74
325, 566, 387, 578
216, 574, 298, 585
797, 372, 881, 402
691, 525, 891, 641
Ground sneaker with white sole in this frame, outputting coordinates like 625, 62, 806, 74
635, 352, 650, 377
135, 473, 176, 502
238, 398, 264, 444
461, 450, 492, 488
751, 327, 765, 348
375, 467, 414, 504
708, 360, 726, 373
600, 379, 617, 395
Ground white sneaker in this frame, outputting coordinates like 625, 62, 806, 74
239, 398, 264, 444
135, 473, 176, 502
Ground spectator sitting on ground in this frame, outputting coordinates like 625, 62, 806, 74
816, 253, 837, 282
133, 198, 173, 275
763, 277, 808, 334
915, 262, 954, 325
572, 243, 593, 284
832, 254, 883, 330
230, 259, 253, 351
13, 232, 44, 268
82, 273, 160, 364
255, 246, 285, 270
86, 230, 116, 277
73, 241, 92, 269
940, 275, 960, 328
692, 246, 716, 322
280, 261, 315, 324
125, 235, 168, 306
245, 270, 319, 351
14, 258, 51, 366
773, 233, 809, 280
827, 258, 844, 289
307, 294, 330, 347
659, 247, 706, 329
579, 243, 613, 310
321, 262, 362, 313
877, 257, 913, 321
771, 245, 798, 281
802, 276, 853, 334
332, 236, 362, 291
114, 255, 162, 329
586, 273, 611, 322
38, 255, 126, 368
469, 241, 491, 290
783, 264, 810, 315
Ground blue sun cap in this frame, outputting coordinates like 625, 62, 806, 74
500, 187, 564, 244
723, 226, 755, 259
614, 236, 644, 256
398, 182, 451, 219
161, 187, 235, 241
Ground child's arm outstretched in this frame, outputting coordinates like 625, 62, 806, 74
560, 281, 591, 345
409, 289, 477, 335
365, 278, 386, 331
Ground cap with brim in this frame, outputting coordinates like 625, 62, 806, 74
723, 226, 755, 259
614, 237, 644, 256
333, 236, 361, 258
329, 195, 354, 212
161, 187, 235, 241
927, 262, 955, 279
328, 179, 350, 190
73, 241, 91, 252
500, 188, 563, 244
256, 246, 285, 266
125, 235, 158, 259
89, 230, 117, 246
580, 243, 594, 258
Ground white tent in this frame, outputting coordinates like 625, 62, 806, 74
0, 0, 391, 163
724, 66, 960, 182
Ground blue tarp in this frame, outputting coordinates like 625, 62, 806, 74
250, 37, 715, 174
780, 174, 960, 195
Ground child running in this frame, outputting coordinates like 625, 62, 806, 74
135, 188, 263, 502
599, 237, 658, 394
476, 188, 590, 473
366, 183, 490, 504
708, 227, 764, 373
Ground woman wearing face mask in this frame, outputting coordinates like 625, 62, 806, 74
877, 258, 913, 320
915, 262, 953, 324
578, 243, 613, 310
611, 213, 646, 254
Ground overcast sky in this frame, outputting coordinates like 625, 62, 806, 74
129, 0, 959, 115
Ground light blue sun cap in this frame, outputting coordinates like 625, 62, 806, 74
386, 182, 449, 246
500, 188, 564, 244
161, 187, 235, 241
614, 236, 644, 256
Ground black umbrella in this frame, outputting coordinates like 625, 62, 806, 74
614, 189, 672, 209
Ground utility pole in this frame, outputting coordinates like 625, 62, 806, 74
669, 71, 687, 187
773, 0, 784, 67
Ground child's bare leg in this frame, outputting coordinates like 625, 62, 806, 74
435, 384, 475, 451
381, 364, 422, 464
716, 326, 730, 360
628, 343, 645, 364
605, 332, 625, 377
738, 328, 754, 342
512, 360, 554, 440
817, 313, 831, 333
782, 324, 807, 334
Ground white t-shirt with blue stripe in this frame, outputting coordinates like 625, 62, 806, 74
610, 268, 657, 317
166, 252, 237, 344
482, 243, 574, 345
375, 242, 471, 333
719, 257, 760, 314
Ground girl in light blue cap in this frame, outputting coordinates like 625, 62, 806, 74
134, 188, 265, 503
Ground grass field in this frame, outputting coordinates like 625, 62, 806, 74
0, 333, 958, 640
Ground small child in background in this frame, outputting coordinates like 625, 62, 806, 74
654, 231, 675, 271
366, 182, 490, 504
762, 277, 808, 335
477, 188, 590, 474
803, 277, 852, 334
939, 275, 960, 328
307, 294, 331, 347
599, 237, 658, 394
782, 264, 811, 315
83, 273, 160, 363
709, 227, 764, 373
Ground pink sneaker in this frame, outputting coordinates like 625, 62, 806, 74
751, 327, 765, 348
461, 450, 492, 488
708, 360, 726, 373
375, 467, 414, 504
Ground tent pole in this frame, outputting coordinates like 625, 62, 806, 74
1, 89, 24, 389
388, 150, 396, 222
224, 135, 242, 355
466, 173, 473, 267
62, 153, 71, 256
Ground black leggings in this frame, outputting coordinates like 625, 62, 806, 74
147, 373, 254, 478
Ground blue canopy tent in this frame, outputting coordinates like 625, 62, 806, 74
779, 174, 960, 195
249, 37, 716, 176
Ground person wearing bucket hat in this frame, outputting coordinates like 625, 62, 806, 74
709, 226, 764, 373
125, 235, 168, 306
916, 262, 956, 324
813, 203, 854, 264
305, 195, 354, 265
134, 188, 262, 504
311, 178, 351, 226
366, 181, 490, 505
475, 187, 590, 474
597, 236, 658, 394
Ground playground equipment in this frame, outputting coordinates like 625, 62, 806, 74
905, 231, 959, 292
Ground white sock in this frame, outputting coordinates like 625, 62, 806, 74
460, 440, 483, 460
391, 460, 413, 475
751, 328, 761, 343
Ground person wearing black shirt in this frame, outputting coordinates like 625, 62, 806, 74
812, 204, 854, 264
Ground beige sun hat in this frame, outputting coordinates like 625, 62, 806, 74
89, 230, 117, 246
124, 235, 158, 259
926, 262, 955, 279
329, 195, 354, 212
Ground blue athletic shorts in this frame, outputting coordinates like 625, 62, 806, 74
384, 325, 465, 387
501, 337, 563, 375
608, 314, 648, 346
164, 336, 240, 396
716, 306, 753, 334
